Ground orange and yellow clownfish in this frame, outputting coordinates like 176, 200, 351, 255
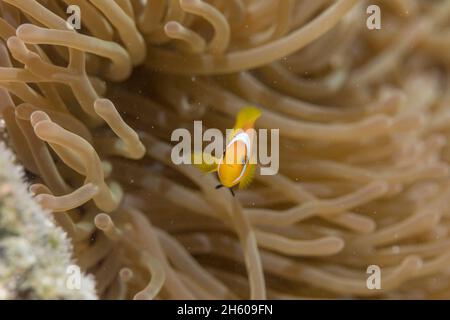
193, 106, 261, 194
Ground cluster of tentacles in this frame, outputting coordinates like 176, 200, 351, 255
1, 0, 450, 299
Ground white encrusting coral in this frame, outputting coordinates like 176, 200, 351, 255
0, 142, 97, 299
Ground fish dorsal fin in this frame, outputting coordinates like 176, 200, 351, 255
234, 106, 262, 131
192, 152, 219, 173
239, 163, 256, 189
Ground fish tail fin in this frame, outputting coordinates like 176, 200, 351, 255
191, 152, 219, 173
239, 164, 257, 189
234, 106, 262, 131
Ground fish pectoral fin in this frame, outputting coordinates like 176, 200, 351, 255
239, 164, 256, 189
191, 152, 219, 173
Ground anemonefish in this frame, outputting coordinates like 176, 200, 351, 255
193, 106, 262, 195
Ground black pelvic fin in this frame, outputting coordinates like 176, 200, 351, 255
215, 184, 235, 196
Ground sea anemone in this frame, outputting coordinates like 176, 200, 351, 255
1, 0, 450, 299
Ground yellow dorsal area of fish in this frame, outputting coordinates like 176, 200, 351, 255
234, 106, 262, 131
192, 106, 262, 190
227, 106, 262, 142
